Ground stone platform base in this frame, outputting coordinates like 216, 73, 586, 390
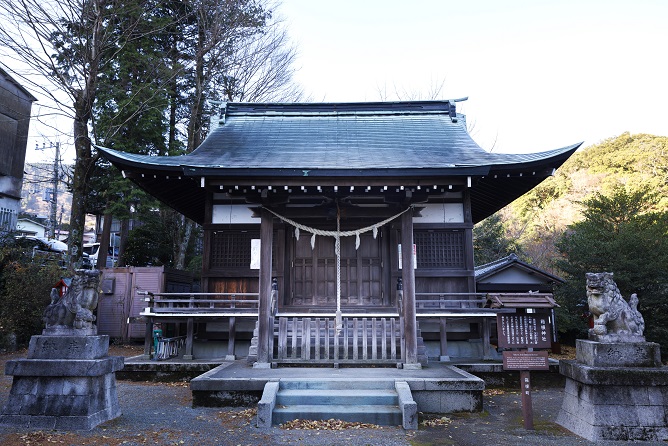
0, 335, 124, 430
557, 340, 668, 442
576, 339, 661, 368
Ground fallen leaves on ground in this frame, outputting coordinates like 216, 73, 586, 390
421, 416, 452, 427
235, 408, 257, 420
549, 345, 576, 360
217, 408, 257, 427
280, 418, 382, 430
164, 381, 190, 387
1, 428, 190, 446
483, 388, 507, 396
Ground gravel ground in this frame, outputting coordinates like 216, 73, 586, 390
0, 348, 663, 446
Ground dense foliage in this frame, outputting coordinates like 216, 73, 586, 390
554, 188, 668, 347
472, 213, 521, 266
505, 133, 668, 273
474, 133, 668, 347
0, 235, 63, 349
122, 210, 201, 270
89, 0, 301, 269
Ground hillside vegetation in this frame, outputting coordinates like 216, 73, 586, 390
499, 132, 668, 274
483, 133, 668, 347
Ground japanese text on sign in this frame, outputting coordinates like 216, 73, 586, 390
496, 314, 551, 349
502, 350, 550, 371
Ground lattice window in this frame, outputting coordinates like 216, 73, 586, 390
414, 230, 465, 268
210, 230, 259, 269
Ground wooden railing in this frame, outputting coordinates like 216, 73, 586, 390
274, 316, 403, 365
415, 292, 488, 312
138, 291, 260, 314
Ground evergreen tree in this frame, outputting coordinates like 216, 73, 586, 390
555, 187, 668, 348
473, 213, 521, 266
89, 0, 301, 268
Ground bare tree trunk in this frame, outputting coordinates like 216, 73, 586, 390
174, 218, 193, 270
69, 92, 95, 268
116, 219, 130, 267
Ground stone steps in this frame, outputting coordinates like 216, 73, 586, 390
258, 379, 417, 429
273, 404, 403, 425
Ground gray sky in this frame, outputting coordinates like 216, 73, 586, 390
279, 0, 668, 153
21, 0, 668, 163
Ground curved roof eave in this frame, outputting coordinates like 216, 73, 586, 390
97, 142, 581, 178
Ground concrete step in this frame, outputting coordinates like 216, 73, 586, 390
276, 388, 398, 406
272, 404, 402, 426
279, 379, 395, 390
272, 379, 402, 426
258, 379, 417, 429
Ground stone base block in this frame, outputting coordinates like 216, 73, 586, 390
28, 335, 110, 360
576, 339, 661, 367
557, 360, 668, 441
0, 335, 124, 431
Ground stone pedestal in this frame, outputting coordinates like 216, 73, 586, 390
557, 339, 668, 442
0, 335, 124, 430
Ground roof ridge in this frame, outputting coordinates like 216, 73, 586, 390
223, 99, 467, 115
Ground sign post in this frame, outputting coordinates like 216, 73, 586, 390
497, 314, 552, 430
520, 370, 533, 430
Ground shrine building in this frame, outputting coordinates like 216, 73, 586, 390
99, 100, 579, 368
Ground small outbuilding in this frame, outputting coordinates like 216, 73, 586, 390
476, 253, 564, 294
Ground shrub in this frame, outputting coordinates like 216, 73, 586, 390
0, 236, 64, 348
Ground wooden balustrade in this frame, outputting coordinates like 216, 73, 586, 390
139, 291, 260, 314
274, 316, 403, 365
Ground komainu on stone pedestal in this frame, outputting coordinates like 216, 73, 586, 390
1, 270, 124, 430
43, 269, 100, 335
557, 272, 668, 442
586, 272, 645, 343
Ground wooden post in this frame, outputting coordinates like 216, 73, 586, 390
482, 317, 492, 359
520, 370, 534, 430
439, 317, 450, 361
401, 210, 420, 369
143, 319, 152, 359
183, 317, 194, 360
255, 208, 273, 368
226, 317, 236, 361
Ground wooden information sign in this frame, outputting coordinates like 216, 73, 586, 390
496, 314, 551, 349
496, 314, 553, 430
502, 350, 549, 371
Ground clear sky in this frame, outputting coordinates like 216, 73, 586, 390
23, 0, 668, 163
277, 0, 668, 153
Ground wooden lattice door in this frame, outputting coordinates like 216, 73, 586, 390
290, 231, 385, 307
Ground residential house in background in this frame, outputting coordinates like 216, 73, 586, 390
0, 65, 36, 233
16, 217, 47, 238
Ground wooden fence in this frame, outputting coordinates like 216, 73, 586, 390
274, 316, 404, 365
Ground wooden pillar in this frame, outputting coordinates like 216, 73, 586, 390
255, 208, 273, 368
482, 317, 492, 360
143, 319, 152, 360
226, 317, 236, 361
401, 210, 421, 369
183, 317, 194, 360
439, 317, 450, 362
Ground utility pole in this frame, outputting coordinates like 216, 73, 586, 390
36, 141, 60, 239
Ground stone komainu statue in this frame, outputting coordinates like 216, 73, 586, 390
586, 272, 645, 343
43, 269, 101, 333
